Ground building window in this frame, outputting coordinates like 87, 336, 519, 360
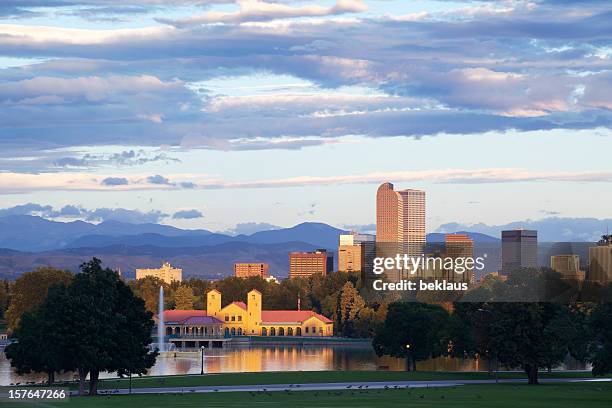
238, 316, 242, 321
225, 316, 229, 322
305, 327, 309, 334
231, 316, 236, 321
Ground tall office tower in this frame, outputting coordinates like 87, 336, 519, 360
445, 233, 475, 283
289, 250, 333, 278
588, 235, 612, 283
338, 232, 376, 279
234, 263, 270, 279
376, 182, 426, 281
550, 255, 582, 280
501, 229, 538, 275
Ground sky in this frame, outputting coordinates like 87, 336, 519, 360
0, 0, 611, 234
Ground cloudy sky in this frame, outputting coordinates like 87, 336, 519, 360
0, 0, 611, 234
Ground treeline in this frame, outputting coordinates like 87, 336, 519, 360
129, 272, 389, 338
4, 259, 156, 396
374, 301, 612, 384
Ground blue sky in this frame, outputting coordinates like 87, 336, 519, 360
0, 0, 611, 234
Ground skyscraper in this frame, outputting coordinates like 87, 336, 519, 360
588, 235, 612, 283
501, 229, 538, 275
376, 182, 426, 281
338, 232, 375, 280
445, 233, 475, 283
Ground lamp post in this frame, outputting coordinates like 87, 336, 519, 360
200, 346, 205, 375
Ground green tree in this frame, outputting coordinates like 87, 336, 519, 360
5, 267, 73, 331
0, 280, 9, 319
373, 302, 450, 371
337, 282, 365, 337
484, 303, 583, 384
7, 258, 157, 396
129, 276, 166, 313
67, 258, 157, 395
4, 284, 72, 385
589, 302, 612, 376
174, 285, 195, 310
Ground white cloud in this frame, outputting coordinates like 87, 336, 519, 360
160, 0, 367, 26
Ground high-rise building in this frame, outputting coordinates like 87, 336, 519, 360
501, 229, 537, 275
136, 262, 182, 284
588, 235, 612, 283
550, 255, 582, 280
289, 250, 333, 278
338, 232, 375, 277
445, 233, 475, 283
234, 263, 270, 279
376, 182, 426, 281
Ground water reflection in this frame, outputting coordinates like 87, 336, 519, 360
0, 345, 590, 386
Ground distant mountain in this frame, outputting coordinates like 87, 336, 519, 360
0, 215, 212, 251
437, 217, 612, 242
426, 231, 499, 243
0, 241, 319, 280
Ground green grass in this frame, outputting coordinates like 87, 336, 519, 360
35, 370, 595, 391
2, 383, 611, 408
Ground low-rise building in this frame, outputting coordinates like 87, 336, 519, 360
136, 262, 182, 284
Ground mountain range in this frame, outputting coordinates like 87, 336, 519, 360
0, 215, 595, 280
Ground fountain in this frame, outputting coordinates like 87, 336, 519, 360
158, 286, 165, 353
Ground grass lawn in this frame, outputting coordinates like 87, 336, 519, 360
2, 383, 611, 408
40, 370, 594, 391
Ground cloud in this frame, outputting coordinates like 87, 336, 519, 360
0, 1, 610, 170
85, 207, 168, 223
224, 221, 281, 235
101, 177, 129, 186
436, 217, 612, 242
342, 223, 375, 234
0, 202, 167, 223
159, 0, 367, 27
2, 168, 612, 193
172, 209, 203, 219
147, 174, 172, 185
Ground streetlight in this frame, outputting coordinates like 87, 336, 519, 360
200, 346, 205, 375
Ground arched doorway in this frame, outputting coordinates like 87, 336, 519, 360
296, 327, 302, 336
262, 327, 268, 336
270, 327, 276, 336
278, 327, 285, 336
287, 327, 293, 336
224, 327, 230, 337
166, 327, 173, 335
237, 328, 243, 336
231, 328, 236, 336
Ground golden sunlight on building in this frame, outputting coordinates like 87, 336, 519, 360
156, 289, 334, 350
136, 262, 182, 284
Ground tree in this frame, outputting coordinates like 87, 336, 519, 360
5, 267, 73, 331
7, 258, 157, 396
4, 283, 73, 385
0, 280, 9, 319
129, 276, 167, 313
373, 302, 450, 371
337, 282, 365, 337
483, 303, 582, 384
588, 302, 612, 376
65, 258, 157, 395
174, 285, 195, 310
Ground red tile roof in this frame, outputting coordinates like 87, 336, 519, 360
158, 310, 207, 323
231, 301, 247, 310
261, 310, 333, 324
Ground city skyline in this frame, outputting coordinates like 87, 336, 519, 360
0, 1, 611, 234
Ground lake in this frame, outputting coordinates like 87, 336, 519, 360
0, 344, 590, 386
